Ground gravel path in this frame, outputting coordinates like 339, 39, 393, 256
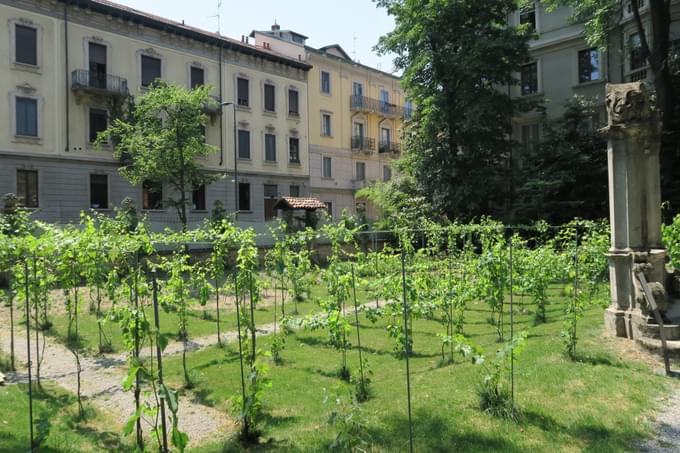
0, 300, 376, 447
0, 305, 235, 447
639, 388, 680, 453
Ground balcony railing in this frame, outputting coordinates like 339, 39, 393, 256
350, 95, 404, 118
71, 69, 129, 97
351, 135, 375, 152
379, 141, 401, 155
627, 68, 648, 82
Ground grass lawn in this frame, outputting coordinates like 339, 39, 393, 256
155, 287, 673, 452
43, 280, 329, 355
0, 381, 130, 452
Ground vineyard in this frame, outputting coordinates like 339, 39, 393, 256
0, 209, 676, 452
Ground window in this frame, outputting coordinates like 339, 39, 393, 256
199, 124, 207, 143
578, 48, 600, 83
521, 124, 540, 154
238, 130, 251, 159
238, 182, 250, 211
380, 89, 390, 113
265, 133, 277, 161
519, 3, 537, 32
15, 97, 38, 137
324, 201, 333, 218
629, 33, 646, 70
264, 184, 278, 220
289, 185, 300, 197
404, 99, 414, 119
89, 108, 108, 143
237, 77, 249, 106
141, 55, 161, 87
353, 82, 363, 97
383, 165, 392, 182
264, 83, 276, 112
289, 137, 300, 163
89, 42, 107, 89
89, 174, 108, 209
627, 0, 646, 15
15, 24, 37, 66
321, 71, 331, 94
288, 89, 299, 116
381, 128, 391, 146
192, 184, 206, 211
190, 66, 205, 89
520, 62, 538, 95
321, 113, 332, 136
16, 170, 38, 208
354, 122, 364, 139
356, 162, 366, 181
142, 180, 162, 210
322, 156, 332, 178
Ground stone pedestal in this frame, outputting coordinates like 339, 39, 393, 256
603, 82, 676, 343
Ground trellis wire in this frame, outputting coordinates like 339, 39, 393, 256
509, 234, 515, 405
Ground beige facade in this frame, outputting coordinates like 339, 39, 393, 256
0, 0, 311, 230
512, 1, 680, 153
251, 26, 409, 222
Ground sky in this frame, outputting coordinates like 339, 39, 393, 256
113, 0, 398, 73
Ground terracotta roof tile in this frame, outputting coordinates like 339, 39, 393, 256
274, 197, 327, 210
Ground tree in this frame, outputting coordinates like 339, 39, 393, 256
374, 0, 533, 221
99, 81, 220, 230
542, 0, 679, 211
514, 96, 608, 224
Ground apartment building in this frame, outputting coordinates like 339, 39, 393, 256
512, 0, 680, 154
250, 25, 410, 221
0, 0, 311, 228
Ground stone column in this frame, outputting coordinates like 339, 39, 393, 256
603, 82, 665, 338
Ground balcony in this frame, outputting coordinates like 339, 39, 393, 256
71, 69, 128, 97
350, 95, 404, 118
351, 135, 375, 153
379, 141, 401, 155
627, 68, 648, 82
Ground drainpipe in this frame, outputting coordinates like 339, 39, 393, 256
219, 42, 224, 166
64, 0, 70, 152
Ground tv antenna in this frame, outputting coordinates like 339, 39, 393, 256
208, 0, 223, 35
353, 32, 357, 61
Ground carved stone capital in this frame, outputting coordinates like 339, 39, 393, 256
605, 82, 658, 129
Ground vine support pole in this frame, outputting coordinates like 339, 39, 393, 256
351, 265, 365, 387
573, 229, 579, 358
216, 277, 222, 347
248, 271, 256, 364
400, 250, 414, 453
32, 257, 41, 387
508, 232, 515, 405
133, 252, 143, 451
152, 271, 169, 453
24, 260, 34, 451
8, 272, 15, 371
233, 267, 249, 436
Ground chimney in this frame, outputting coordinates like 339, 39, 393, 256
271, 20, 280, 31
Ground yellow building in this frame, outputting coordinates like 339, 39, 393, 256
0, 0, 311, 230
251, 25, 411, 222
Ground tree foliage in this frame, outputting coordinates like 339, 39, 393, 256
98, 81, 220, 229
514, 96, 608, 224
374, 0, 533, 221
542, 0, 679, 212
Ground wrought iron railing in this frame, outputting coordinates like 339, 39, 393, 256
351, 135, 375, 151
350, 95, 404, 117
379, 141, 401, 154
627, 68, 648, 82
71, 69, 128, 96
